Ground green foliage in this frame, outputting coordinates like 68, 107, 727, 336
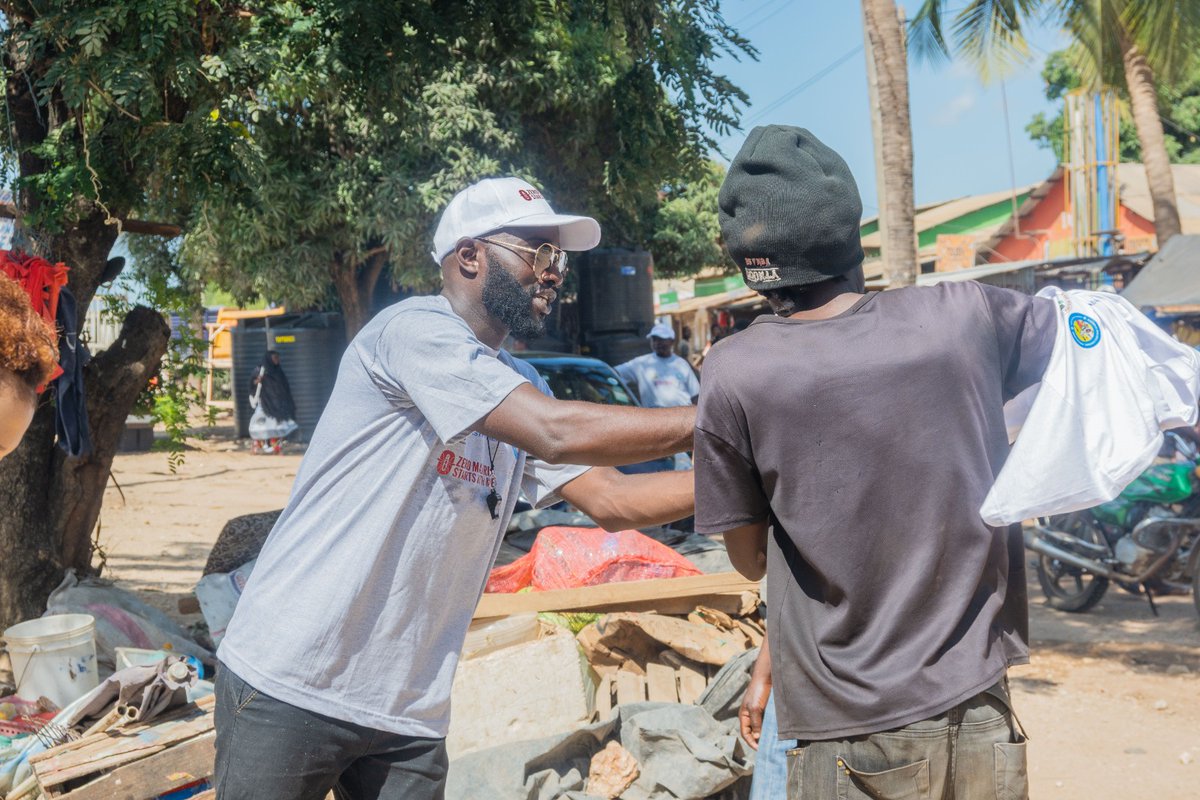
156, 0, 754, 313
99, 237, 214, 472
910, 1, 1200, 86
647, 161, 727, 277
1026, 49, 1200, 164
0, 0, 262, 232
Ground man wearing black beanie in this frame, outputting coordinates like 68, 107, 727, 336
693, 125, 1055, 799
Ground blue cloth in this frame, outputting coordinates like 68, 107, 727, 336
749, 689, 795, 800
53, 286, 92, 457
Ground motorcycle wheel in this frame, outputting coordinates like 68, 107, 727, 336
1193, 556, 1200, 619
1035, 512, 1111, 613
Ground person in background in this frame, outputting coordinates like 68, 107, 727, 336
616, 322, 700, 408
249, 350, 298, 454
0, 273, 58, 461
678, 325, 693, 362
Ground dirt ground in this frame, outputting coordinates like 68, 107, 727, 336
95, 419, 1200, 799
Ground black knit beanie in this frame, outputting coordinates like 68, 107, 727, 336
719, 125, 864, 291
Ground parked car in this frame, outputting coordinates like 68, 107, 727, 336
513, 352, 676, 474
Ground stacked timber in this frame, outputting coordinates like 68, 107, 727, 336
29, 695, 214, 800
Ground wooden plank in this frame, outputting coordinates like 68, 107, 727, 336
645, 662, 678, 704
675, 663, 707, 705
32, 697, 215, 767
614, 670, 645, 707
59, 732, 214, 800
594, 671, 615, 720
34, 700, 214, 790
474, 573, 759, 619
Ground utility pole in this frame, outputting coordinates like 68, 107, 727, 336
861, 0, 918, 287
863, 2, 890, 274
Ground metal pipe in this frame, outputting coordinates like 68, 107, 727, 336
1024, 528, 1118, 579
1025, 520, 1187, 584
1032, 525, 1111, 558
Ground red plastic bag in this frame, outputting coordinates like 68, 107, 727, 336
486, 527, 702, 593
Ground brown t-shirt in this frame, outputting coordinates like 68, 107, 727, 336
694, 281, 1055, 740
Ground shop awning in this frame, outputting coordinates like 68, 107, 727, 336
1122, 235, 1200, 308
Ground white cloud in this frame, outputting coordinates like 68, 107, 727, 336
935, 90, 977, 126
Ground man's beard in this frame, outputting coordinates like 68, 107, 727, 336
482, 253, 546, 342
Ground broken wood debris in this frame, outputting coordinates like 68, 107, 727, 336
29, 695, 215, 800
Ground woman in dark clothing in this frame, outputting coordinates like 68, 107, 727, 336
249, 350, 298, 454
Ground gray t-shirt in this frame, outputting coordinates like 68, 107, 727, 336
693, 282, 1055, 740
615, 352, 700, 408
219, 295, 589, 738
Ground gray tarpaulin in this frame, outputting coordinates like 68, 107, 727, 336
1122, 235, 1200, 308
447, 649, 758, 800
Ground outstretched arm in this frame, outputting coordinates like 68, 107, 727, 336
557, 466, 693, 531
474, 384, 694, 466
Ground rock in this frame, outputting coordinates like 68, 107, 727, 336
1153, 699, 1169, 710
1165, 664, 1190, 675
1181, 752, 1194, 766
587, 740, 640, 799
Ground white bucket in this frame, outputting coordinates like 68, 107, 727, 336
3, 613, 99, 708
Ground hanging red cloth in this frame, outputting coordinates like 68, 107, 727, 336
0, 250, 69, 383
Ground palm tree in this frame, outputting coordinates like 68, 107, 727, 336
911, 0, 1200, 247
863, 0, 918, 287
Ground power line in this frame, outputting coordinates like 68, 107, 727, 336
730, 0, 790, 29
743, 0, 795, 34
745, 44, 865, 125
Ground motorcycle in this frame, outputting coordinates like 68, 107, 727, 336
1023, 432, 1200, 617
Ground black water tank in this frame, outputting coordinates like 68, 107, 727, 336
577, 249, 655, 336
232, 313, 346, 443
581, 332, 650, 368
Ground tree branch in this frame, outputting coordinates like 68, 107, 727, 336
0, 204, 181, 238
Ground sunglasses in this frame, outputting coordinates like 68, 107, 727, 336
477, 237, 569, 281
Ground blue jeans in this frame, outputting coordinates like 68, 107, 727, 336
749, 689, 796, 800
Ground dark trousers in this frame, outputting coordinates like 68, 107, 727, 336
786, 684, 1028, 800
214, 664, 448, 800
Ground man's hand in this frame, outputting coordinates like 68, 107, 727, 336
740, 633, 772, 750
558, 466, 693, 531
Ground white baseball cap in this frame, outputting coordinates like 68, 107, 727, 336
647, 322, 676, 340
430, 177, 602, 264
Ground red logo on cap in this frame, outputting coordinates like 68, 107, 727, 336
518, 189, 543, 201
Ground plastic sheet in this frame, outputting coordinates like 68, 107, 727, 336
486, 527, 702, 594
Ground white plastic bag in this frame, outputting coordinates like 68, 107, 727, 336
193, 559, 256, 647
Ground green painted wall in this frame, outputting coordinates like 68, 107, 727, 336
916, 192, 1032, 249
857, 191, 1032, 250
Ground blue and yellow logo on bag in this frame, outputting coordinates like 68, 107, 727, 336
1068, 312, 1101, 348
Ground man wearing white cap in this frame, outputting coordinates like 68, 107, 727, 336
214, 177, 695, 800
616, 322, 701, 409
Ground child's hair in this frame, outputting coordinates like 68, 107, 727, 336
0, 273, 59, 392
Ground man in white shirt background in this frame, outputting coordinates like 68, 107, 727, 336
616, 322, 700, 409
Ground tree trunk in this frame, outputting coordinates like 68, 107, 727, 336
0, 219, 171, 630
862, 0, 917, 287
331, 250, 388, 339
1121, 36, 1182, 246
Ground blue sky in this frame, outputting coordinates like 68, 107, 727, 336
709, 1, 1071, 216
